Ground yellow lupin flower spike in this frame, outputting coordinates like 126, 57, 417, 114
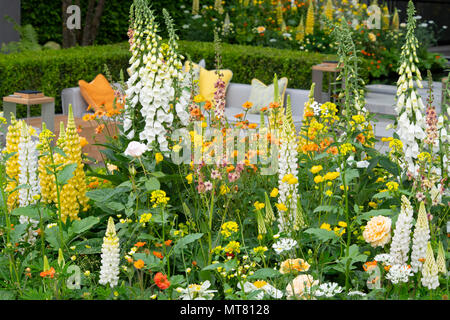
5, 114, 22, 211
60, 105, 89, 223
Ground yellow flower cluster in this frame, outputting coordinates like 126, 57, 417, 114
60, 105, 89, 222
139, 213, 152, 226
282, 173, 298, 185
386, 181, 399, 191
339, 143, 355, 155
4, 115, 21, 210
224, 241, 241, 254
253, 246, 268, 255
221, 221, 239, 238
320, 221, 347, 236
150, 190, 170, 207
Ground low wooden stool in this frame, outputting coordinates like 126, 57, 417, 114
312, 62, 341, 104
3, 92, 55, 132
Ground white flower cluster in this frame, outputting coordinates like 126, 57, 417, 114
17, 123, 40, 244
277, 121, 299, 231
410, 202, 430, 272
272, 238, 297, 254
389, 196, 414, 266
385, 264, 413, 284
394, 3, 426, 176
99, 217, 120, 288
314, 282, 343, 298
124, 4, 191, 153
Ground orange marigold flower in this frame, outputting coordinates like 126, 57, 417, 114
154, 272, 170, 290
234, 113, 244, 119
190, 108, 202, 117
153, 251, 164, 259
164, 239, 172, 246
134, 241, 146, 248
260, 106, 268, 112
248, 123, 258, 129
134, 259, 145, 269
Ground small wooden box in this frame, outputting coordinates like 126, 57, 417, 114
14, 91, 44, 99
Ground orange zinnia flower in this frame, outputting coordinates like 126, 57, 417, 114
248, 123, 258, 129
269, 102, 280, 109
204, 101, 212, 110
134, 259, 145, 269
356, 133, 365, 144
154, 272, 170, 290
260, 106, 268, 112
327, 146, 338, 155
234, 113, 244, 119
153, 251, 164, 259
95, 124, 105, 134
242, 101, 253, 109
134, 241, 146, 248
164, 240, 172, 246
40, 267, 55, 279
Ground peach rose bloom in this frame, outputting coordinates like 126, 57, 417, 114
280, 258, 310, 274
286, 274, 318, 299
363, 215, 392, 248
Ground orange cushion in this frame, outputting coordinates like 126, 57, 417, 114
78, 74, 123, 114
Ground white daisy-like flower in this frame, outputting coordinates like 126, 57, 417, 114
176, 280, 217, 300
238, 280, 283, 299
272, 238, 297, 254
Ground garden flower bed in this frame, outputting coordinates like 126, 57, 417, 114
0, 0, 448, 303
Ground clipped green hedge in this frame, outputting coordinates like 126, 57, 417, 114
0, 41, 340, 115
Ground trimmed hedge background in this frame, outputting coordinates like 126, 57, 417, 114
0, 40, 340, 116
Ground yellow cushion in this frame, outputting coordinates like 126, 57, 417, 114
185, 61, 233, 102
79, 74, 123, 114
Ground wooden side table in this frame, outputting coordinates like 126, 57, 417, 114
312, 62, 341, 104
2, 94, 55, 132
